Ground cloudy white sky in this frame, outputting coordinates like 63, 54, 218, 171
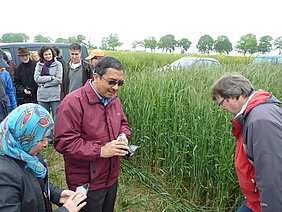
1, 0, 281, 54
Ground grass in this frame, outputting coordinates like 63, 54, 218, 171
43, 51, 282, 211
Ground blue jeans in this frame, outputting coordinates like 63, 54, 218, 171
39, 101, 60, 144
237, 200, 254, 212
38, 101, 60, 120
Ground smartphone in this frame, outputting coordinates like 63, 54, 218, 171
75, 183, 89, 195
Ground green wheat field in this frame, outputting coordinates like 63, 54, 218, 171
42, 51, 282, 211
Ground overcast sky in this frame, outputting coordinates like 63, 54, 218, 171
1, 0, 281, 54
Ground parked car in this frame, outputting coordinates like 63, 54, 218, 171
0, 42, 89, 66
160, 57, 220, 71
250, 55, 282, 65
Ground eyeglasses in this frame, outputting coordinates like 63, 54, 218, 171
218, 98, 226, 107
100, 75, 124, 87
92, 57, 98, 60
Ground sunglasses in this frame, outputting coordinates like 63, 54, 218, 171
100, 75, 124, 87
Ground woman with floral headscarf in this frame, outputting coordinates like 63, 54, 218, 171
0, 103, 87, 212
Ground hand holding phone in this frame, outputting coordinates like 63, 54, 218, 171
75, 183, 89, 195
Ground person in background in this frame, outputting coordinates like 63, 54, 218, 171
211, 73, 282, 212
31, 51, 40, 61
0, 77, 8, 122
61, 43, 91, 100
0, 53, 17, 113
34, 46, 62, 121
52, 46, 66, 67
85, 49, 105, 72
54, 56, 130, 212
2, 51, 16, 82
14, 47, 38, 104
0, 103, 87, 212
34, 46, 63, 144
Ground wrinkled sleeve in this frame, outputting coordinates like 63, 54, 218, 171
14, 67, 25, 94
0, 165, 22, 211
4, 72, 17, 109
247, 118, 282, 212
54, 97, 102, 161
34, 63, 53, 84
44, 62, 63, 88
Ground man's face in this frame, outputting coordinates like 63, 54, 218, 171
92, 68, 124, 98
216, 96, 243, 116
0, 68, 5, 74
70, 49, 81, 64
19, 54, 30, 63
90, 56, 104, 66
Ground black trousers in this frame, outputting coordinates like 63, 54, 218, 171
80, 180, 118, 212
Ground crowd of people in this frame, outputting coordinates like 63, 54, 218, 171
0, 44, 282, 212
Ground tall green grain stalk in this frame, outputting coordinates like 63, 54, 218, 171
114, 53, 282, 210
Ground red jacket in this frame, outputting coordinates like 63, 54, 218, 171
54, 80, 131, 191
231, 90, 282, 212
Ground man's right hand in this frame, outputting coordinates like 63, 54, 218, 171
101, 140, 129, 158
24, 89, 31, 95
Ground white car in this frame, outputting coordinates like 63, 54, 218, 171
161, 57, 220, 71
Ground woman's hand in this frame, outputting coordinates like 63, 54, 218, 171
62, 192, 87, 212
59, 190, 75, 204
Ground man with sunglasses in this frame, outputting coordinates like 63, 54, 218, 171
54, 56, 130, 212
211, 74, 282, 212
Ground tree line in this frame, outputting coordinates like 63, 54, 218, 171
1, 32, 282, 55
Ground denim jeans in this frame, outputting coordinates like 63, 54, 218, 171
38, 101, 60, 120
237, 200, 254, 212
38, 101, 60, 144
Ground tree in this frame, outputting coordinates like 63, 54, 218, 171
34, 34, 52, 43
132, 40, 140, 51
177, 38, 192, 54
196, 35, 214, 54
101, 33, 122, 50
257, 35, 273, 54
274, 36, 282, 55
55, 38, 69, 43
143, 36, 158, 53
158, 34, 177, 53
214, 35, 233, 54
1, 33, 29, 43
100, 37, 109, 50
236, 33, 257, 56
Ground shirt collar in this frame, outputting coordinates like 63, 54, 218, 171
235, 91, 257, 118
89, 80, 112, 106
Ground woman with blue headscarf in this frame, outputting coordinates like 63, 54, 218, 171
0, 103, 87, 212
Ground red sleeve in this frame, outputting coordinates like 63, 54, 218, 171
54, 97, 101, 161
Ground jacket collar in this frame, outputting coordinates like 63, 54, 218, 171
231, 90, 271, 137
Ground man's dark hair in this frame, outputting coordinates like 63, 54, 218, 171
38, 46, 56, 60
95, 56, 124, 76
70, 43, 81, 52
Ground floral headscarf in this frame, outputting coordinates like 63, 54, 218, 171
0, 103, 54, 178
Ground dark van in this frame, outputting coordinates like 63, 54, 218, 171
0, 42, 89, 66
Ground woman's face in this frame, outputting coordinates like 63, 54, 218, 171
43, 49, 53, 61
29, 132, 50, 156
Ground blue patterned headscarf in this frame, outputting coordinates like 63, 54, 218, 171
0, 103, 54, 178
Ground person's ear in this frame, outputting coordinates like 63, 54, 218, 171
93, 73, 99, 82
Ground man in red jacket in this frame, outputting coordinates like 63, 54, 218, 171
54, 56, 131, 212
211, 74, 282, 212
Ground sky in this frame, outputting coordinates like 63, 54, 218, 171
1, 0, 281, 55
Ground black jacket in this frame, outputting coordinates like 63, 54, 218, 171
14, 59, 38, 103
0, 154, 68, 212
